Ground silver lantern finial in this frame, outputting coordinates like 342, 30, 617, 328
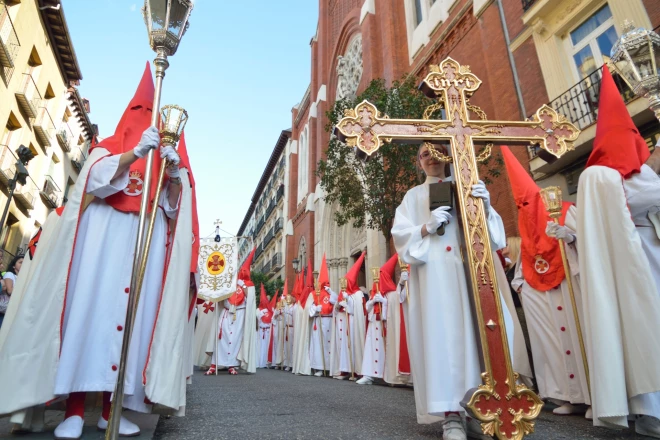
610, 22, 660, 120
142, 0, 194, 56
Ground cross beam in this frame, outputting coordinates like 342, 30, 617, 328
335, 57, 581, 440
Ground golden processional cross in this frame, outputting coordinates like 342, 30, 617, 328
335, 57, 580, 440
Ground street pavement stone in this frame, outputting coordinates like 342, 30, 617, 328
154, 369, 653, 439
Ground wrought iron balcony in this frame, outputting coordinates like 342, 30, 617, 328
274, 217, 283, 234
34, 107, 56, 149
255, 216, 265, 234
276, 184, 284, 201
264, 227, 275, 248
71, 146, 86, 172
265, 199, 276, 219
261, 260, 271, 275
0, 145, 17, 188
56, 122, 73, 152
254, 243, 263, 261
270, 252, 282, 273
0, 3, 20, 78
14, 177, 38, 210
522, 0, 537, 11
40, 175, 62, 209
15, 73, 41, 119
529, 66, 634, 159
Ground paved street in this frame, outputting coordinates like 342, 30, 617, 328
154, 369, 651, 440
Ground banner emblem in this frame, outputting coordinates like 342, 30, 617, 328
207, 251, 226, 275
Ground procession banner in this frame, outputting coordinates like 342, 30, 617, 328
198, 236, 238, 302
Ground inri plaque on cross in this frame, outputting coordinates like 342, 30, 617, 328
335, 57, 580, 440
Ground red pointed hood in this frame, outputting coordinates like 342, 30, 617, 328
586, 65, 650, 179
269, 287, 278, 311
379, 254, 398, 293
259, 284, 269, 310
346, 251, 365, 294
502, 146, 571, 291
239, 248, 256, 286
95, 62, 156, 156
299, 264, 314, 306
318, 254, 330, 291
178, 132, 199, 274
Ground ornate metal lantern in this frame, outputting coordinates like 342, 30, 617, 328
539, 186, 563, 219
159, 104, 188, 147
610, 21, 660, 120
142, 0, 194, 56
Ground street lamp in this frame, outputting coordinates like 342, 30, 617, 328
610, 21, 660, 121
292, 258, 300, 273
0, 145, 34, 251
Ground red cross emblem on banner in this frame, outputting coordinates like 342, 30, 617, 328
534, 256, 550, 274
202, 301, 215, 314
123, 171, 144, 196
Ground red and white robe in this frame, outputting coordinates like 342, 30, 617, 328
361, 294, 387, 379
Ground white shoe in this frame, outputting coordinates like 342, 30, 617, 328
356, 376, 373, 385
285, 367, 291, 372
314, 371, 323, 377
442, 414, 466, 440
334, 375, 348, 380
585, 407, 593, 420
54, 416, 84, 440
552, 403, 587, 415
97, 415, 141, 437
636, 416, 660, 438
466, 418, 492, 439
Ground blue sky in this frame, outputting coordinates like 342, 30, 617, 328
65, 0, 319, 236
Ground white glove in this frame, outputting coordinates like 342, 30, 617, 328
324, 286, 336, 297
133, 126, 160, 158
166, 163, 180, 179
373, 293, 384, 303
471, 181, 491, 212
545, 221, 575, 243
399, 271, 409, 284
237, 280, 246, 288
338, 301, 347, 308
160, 145, 180, 165
315, 305, 323, 312
426, 206, 452, 234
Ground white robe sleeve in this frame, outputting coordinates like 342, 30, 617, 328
308, 304, 319, 317
486, 207, 506, 251
345, 295, 355, 315
381, 296, 388, 318
398, 283, 406, 304
86, 155, 129, 199
392, 193, 431, 266
365, 298, 374, 313
160, 185, 180, 220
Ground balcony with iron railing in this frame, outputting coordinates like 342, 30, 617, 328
0, 2, 20, 82
263, 227, 275, 248
276, 184, 284, 201
56, 122, 73, 152
265, 199, 276, 219
71, 146, 87, 172
261, 260, 271, 275
15, 73, 41, 119
528, 66, 635, 160
0, 144, 17, 187
14, 176, 38, 210
40, 175, 62, 209
34, 106, 56, 149
270, 252, 282, 273
255, 216, 265, 235
274, 217, 283, 234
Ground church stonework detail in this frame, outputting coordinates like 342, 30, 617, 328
336, 34, 363, 101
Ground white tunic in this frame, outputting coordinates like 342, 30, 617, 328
361, 295, 387, 379
292, 296, 314, 375
256, 309, 271, 368
284, 303, 295, 368
215, 300, 245, 368
308, 303, 332, 372
392, 176, 507, 423
272, 308, 284, 366
331, 294, 359, 375
511, 249, 589, 405
193, 302, 217, 368
54, 155, 177, 413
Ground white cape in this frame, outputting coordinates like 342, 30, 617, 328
292, 296, 313, 375
237, 285, 257, 374
577, 165, 660, 428
0, 147, 193, 415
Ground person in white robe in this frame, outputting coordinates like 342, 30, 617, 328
0, 64, 194, 439
194, 300, 217, 370
385, 259, 412, 386
574, 66, 660, 438
501, 146, 589, 415
213, 282, 250, 374
308, 255, 333, 377
292, 266, 314, 376
284, 296, 296, 370
256, 285, 273, 369
272, 292, 285, 369
392, 142, 507, 440
328, 252, 366, 380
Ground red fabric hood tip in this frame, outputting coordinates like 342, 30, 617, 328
258, 284, 270, 310
346, 251, 366, 294
586, 65, 650, 179
502, 146, 571, 291
238, 248, 256, 287
377, 253, 398, 294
